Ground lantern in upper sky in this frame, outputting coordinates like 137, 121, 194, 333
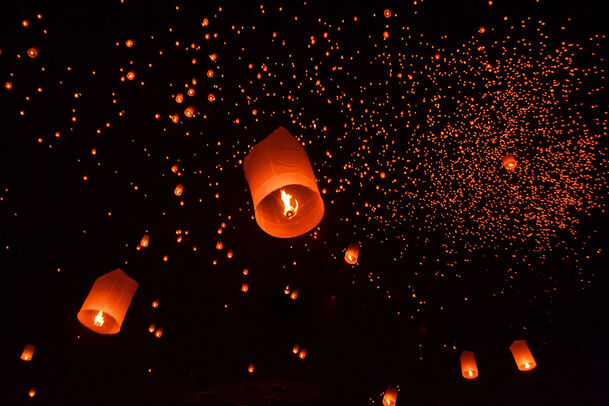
21, 344, 35, 361
383, 386, 398, 406
243, 127, 324, 238
344, 243, 360, 264
502, 154, 517, 170
509, 339, 537, 371
460, 351, 479, 379
77, 268, 138, 334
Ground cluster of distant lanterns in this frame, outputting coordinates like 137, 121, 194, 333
19, 127, 525, 398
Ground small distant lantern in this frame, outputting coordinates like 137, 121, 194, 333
502, 154, 518, 170
140, 235, 150, 248
28, 388, 36, 398
227, 249, 234, 259
298, 349, 307, 359
175, 93, 184, 103
383, 386, 398, 406
171, 164, 179, 173
126, 71, 135, 80
509, 340, 537, 371
148, 323, 156, 333
184, 106, 195, 117
174, 184, 184, 196
243, 127, 325, 238
216, 241, 223, 250
460, 351, 479, 379
155, 328, 164, 338
344, 243, 360, 265
241, 282, 249, 293
290, 290, 299, 300
27, 47, 39, 58
21, 344, 35, 361
292, 345, 299, 354
77, 268, 138, 334
248, 363, 255, 373
151, 300, 159, 308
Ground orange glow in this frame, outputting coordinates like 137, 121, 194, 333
290, 290, 299, 300
344, 243, 360, 265
460, 351, 479, 379
174, 184, 184, 196
21, 344, 35, 361
140, 235, 149, 247
94, 310, 105, 326
510, 340, 537, 371
248, 363, 255, 373
384, 9, 391, 18
125, 39, 134, 47
292, 345, 299, 354
383, 387, 398, 406
241, 282, 249, 292
175, 93, 184, 103
28, 388, 36, 398
280, 189, 299, 219
298, 349, 307, 359
171, 164, 179, 173
184, 106, 195, 117
151, 300, 159, 308
148, 324, 156, 333
155, 328, 164, 338
126, 71, 135, 80
27, 47, 39, 58
502, 154, 518, 170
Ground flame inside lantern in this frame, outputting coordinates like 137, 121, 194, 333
280, 189, 298, 219
94, 310, 105, 326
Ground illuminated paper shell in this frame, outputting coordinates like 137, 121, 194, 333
383, 386, 398, 406
243, 127, 324, 238
344, 243, 360, 264
510, 339, 537, 371
460, 350, 479, 379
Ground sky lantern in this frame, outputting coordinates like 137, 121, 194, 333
383, 386, 398, 406
126, 71, 135, 80
77, 268, 138, 334
21, 344, 35, 361
140, 234, 149, 247
298, 349, 307, 359
510, 340, 537, 371
292, 345, 299, 354
175, 93, 184, 103
148, 323, 156, 333
28, 388, 36, 398
384, 9, 392, 18
155, 328, 164, 338
243, 127, 324, 238
344, 243, 360, 264
125, 39, 134, 47
174, 184, 184, 196
460, 351, 479, 379
248, 363, 255, 373
502, 154, 517, 170
290, 290, 299, 300
241, 282, 249, 292
171, 164, 179, 173
27, 47, 39, 58
151, 299, 159, 308
184, 106, 195, 117
216, 241, 223, 250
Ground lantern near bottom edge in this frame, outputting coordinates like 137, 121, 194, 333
383, 386, 398, 406
243, 127, 324, 238
460, 350, 479, 379
77, 268, 139, 334
509, 339, 537, 371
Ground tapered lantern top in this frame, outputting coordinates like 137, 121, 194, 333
243, 127, 324, 238
460, 350, 479, 379
77, 268, 138, 334
510, 339, 537, 371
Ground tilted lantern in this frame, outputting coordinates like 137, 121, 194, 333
460, 350, 479, 379
344, 243, 360, 265
509, 339, 537, 371
383, 386, 398, 406
21, 344, 35, 361
502, 154, 518, 170
77, 268, 138, 334
243, 127, 324, 238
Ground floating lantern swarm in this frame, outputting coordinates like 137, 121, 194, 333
502, 154, 518, 170
77, 268, 138, 334
510, 339, 537, 371
383, 386, 398, 406
243, 127, 324, 238
21, 344, 35, 361
344, 243, 360, 264
460, 351, 479, 379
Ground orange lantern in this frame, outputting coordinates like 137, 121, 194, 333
243, 127, 324, 238
184, 106, 195, 117
140, 234, 149, 247
21, 344, 35, 361
148, 323, 156, 333
383, 386, 398, 406
241, 282, 249, 292
248, 363, 255, 373
502, 154, 517, 170
174, 184, 184, 196
216, 241, 223, 250
27, 47, 39, 58
151, 299, 159, 308
77, 268, 138, 334
175, 93, 184, 103
509, 340, 537, 371
28, 388, 36, 398
126, 71, 135, 80
155, 328, 164, 338
290, 290, 299, 300
171, 164, 179, 173
344, 243, 360, 264
292, 344, 299, 354
460, 351, 479, 379
298, 349, 307, 359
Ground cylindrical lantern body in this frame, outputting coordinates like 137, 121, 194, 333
510, 340, 537, 371
174, 184, 184, 196
460, 351, 479, 379
243, 127, 324, 238
344, 243, 360, 264
155, 328, 164, 338
502, 154, 517, 170
77, 268, 139, 334
21, 344, 35, 361
140, 235, 149, 247
383, 386, 398, 406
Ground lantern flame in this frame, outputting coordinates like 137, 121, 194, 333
280, 189, 298, 219
94, 310, 105, 326
524, 362, 530, 369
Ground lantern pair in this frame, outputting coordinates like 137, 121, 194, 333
459, 340, 537, 379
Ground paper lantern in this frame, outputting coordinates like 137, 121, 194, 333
292, 345, 299, 354
298, 349, 307, 359
383, 386, 398, 406
248, 363, 255, 373
510, 340, 537, 371
27, 47, 39, 58
28, 388, 36, 398
77, 268, 139, 334
243, 127, 324, 238
174, 184, 184, 196
344, 243, 360, 264
148, 323, 156, 333
140, 235, 149, 248
460, 351, 479, 379
151, 300, 159, 308
290, 290, 299, 300
155, 328, 164, 338
21, 344, 35, 361
502, 154, 517, 170
241, 282, 249, 292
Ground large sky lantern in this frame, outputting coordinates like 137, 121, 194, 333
510, 339, 537, 371
21, 344, 35, 361
383, 386, 398, 406
344, 243, 360, 264
243, 126, 325, 238
77, 268, 138, 334
459, 351, 479, 379
502, 154, 518, 171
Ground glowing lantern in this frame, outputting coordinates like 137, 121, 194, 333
155, 328, 164, 338
207, 69, 214, 78
27, 47, 39, 58
148, 323, 156, 333
184, 106, 195, 117
384, 9, 392, 18
344, 243, 360, 264
208, 93, 216, 102
77, 268, 138, 334
243, 127, 325, 238
140, 235, 149, 247
151, 300, 159, 308
298, 349, 307, 359
21, 344, 35, 361
383, 387, 398, 406
292, 345, 299, 354
28, 388, 36, 398
171, 164, 179, 173
175, 93, 184, 103
248, 363, 255, 373
241, 282, 249, 292
126, 71, 135, 80
290, 290, 299, 300
125, 39, 134, 47
509, 340, 537, 371
227, 249, 233, 259
502, 154, 517, 170
460, 351, 479, 379
216, 241, 223, 250
174, 184, 184, 196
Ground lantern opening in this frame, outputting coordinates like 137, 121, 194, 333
280, 188, 299, 219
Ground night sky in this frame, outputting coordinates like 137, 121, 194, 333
1, 0, 608, 405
